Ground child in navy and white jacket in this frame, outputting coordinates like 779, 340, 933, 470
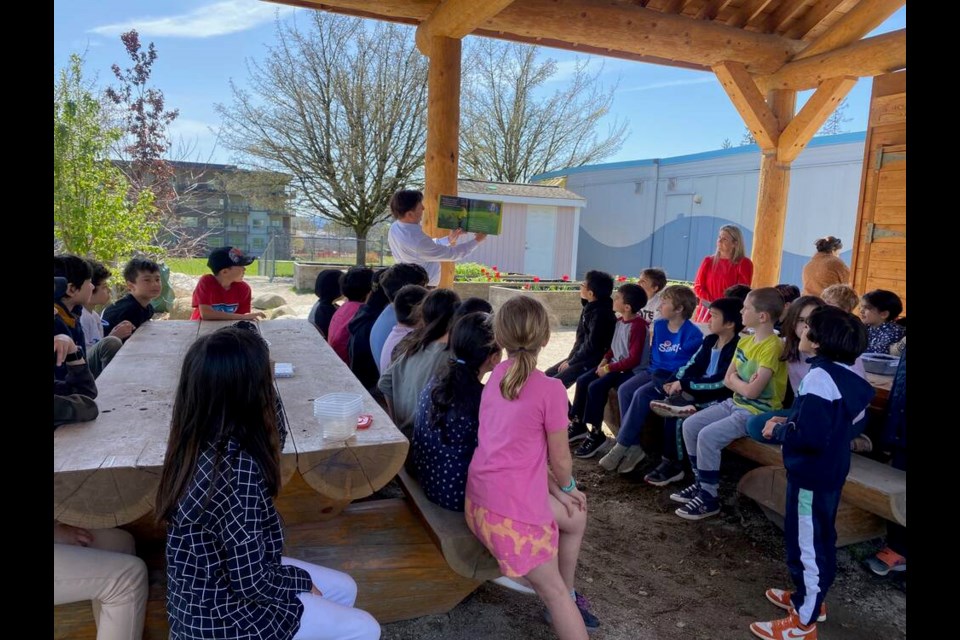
751, 305, 874, 640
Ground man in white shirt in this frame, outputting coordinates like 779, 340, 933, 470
387, 189, 487, 287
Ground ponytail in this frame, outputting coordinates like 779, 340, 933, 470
493, 297, 551, 401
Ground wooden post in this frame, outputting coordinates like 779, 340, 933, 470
422, 36, 462, 289
750, 89, 796, 287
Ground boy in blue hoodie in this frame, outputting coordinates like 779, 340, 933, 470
750, 305, 874, 640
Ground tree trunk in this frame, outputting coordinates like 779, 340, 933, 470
355, 232, 368, 266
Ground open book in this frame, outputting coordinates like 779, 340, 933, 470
437, 195, 503, 235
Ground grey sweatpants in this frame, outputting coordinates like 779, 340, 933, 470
681, 398, 752, 497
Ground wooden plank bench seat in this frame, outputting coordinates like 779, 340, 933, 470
396, 467, 501, 582
602, 389, 906, 546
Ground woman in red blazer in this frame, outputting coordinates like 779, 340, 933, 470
692, 224, 753, 322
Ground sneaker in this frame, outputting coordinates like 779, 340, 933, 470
490, 575, 538, 595
598, 443, 628, 471
644, 459, 685, 487
669, 482, 700, 504
674, 490, 721, 520
749, 610, 817, 640
616, 445, 647, 474
567, 421, 589, 443
649, 394, 698, 418
574, 431, 607, 459
543, 592, 600, 633
865, 547, 907, 576
850, 434, 873, 453
765, 588, 827, 622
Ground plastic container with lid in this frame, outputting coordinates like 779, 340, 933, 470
314, 392, 363, 440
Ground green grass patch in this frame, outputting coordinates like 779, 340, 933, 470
165, 258, 297, 277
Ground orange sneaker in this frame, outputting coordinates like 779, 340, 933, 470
765, 588, 827, 622
866, 547, 907, 576
750, 610, 818, 640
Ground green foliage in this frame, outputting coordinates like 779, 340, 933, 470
454, 262, 493, 281
54, 54, 160, 266
166, 258, 296, 278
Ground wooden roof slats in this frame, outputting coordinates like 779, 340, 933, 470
794, 0, 904, 60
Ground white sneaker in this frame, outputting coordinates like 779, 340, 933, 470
598, 443, 628, 471
617, 445, 647, 474
490, 576, 537, 595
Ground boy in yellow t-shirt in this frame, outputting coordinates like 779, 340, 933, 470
671, 287, 788, 520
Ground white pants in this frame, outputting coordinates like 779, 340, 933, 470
284, 557, 381, 640
54, 528, 148, 640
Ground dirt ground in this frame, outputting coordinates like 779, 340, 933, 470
189, 275, 909, 639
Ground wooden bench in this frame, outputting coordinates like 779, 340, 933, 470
601, 390, 906, 546
729, 438, 906, 546
396, 467, 501, 581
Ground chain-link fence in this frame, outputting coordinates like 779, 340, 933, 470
258, 234, 391, 280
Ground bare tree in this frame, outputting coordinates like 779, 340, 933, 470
459, 40, 628, 183
720, 138, 733, 149
817, 97, 852, 136
216, 13, 429, 265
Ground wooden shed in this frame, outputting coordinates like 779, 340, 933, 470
271, 0, 906, 288
456, 179, 585, 279
851, 70, 906, 313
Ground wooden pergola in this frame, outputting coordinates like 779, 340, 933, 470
269, 0, 906, 288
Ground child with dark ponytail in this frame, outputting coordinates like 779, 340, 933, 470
465, 297, 599, 639
411, 312, 501, 511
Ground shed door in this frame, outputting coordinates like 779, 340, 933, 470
654, 194, 694, 281
524, 205, 557, 278
856, 144, 906, 312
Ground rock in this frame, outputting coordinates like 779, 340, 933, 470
267, 305, 297, 319
169, 297, 194, 320
253, 293, 287, 310
168, 272, 199, 299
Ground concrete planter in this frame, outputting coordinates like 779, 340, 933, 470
488, 286, 583, 327
294, 263, 345, 292
451, 281, 496, 301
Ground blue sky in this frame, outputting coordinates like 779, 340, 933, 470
54, 0, 905, 167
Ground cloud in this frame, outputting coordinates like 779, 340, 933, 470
89, 0, 298, 39
618, 76, 715, 94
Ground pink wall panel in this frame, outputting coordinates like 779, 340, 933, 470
461, 203, 527, 273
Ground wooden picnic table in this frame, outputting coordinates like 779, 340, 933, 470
53, 319, 409, 529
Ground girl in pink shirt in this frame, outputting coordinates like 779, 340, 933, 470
465, 297, 598, 638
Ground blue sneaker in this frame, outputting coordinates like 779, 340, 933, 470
675, 490, 721, 520
543, 591, 601, 633
669, 482, 700, 504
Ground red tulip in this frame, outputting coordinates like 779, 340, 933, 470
562, 274, 570, 281
492, 265, 499, 271
533, 276, 540, 283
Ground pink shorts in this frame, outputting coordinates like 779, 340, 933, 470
464, 497, 559, 578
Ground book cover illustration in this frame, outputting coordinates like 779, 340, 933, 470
437, 195, 503, 235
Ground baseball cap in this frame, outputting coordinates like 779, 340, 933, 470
207, 246, 256, 273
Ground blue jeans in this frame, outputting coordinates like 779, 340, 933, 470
616, 369, 671, 447
746, 409, 791, 443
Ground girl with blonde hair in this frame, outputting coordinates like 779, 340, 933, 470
465, 297, 599, 638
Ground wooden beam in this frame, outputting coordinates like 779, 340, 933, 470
757, 29, 905, 92
661, 0, 688, 15
415, 0, 515, 55
783, 0, 849, 40
725, 0, 774, 29
762, 0, 809, 35
274, 0, 804, 74
713, 61, 780, 151
751, 90, 795, 288
694, 0, 730, 21
422, 36, 462, 288
778, 76, 857, 164
795, 0, 904, 60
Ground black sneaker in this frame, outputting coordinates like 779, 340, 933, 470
567, 421, 589, 443
644, 459, 685, 487
574, 431, 607, 458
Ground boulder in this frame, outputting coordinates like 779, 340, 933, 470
169, 297, 194, 320
267, 305, 297, 320
253, 293, 287, 310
